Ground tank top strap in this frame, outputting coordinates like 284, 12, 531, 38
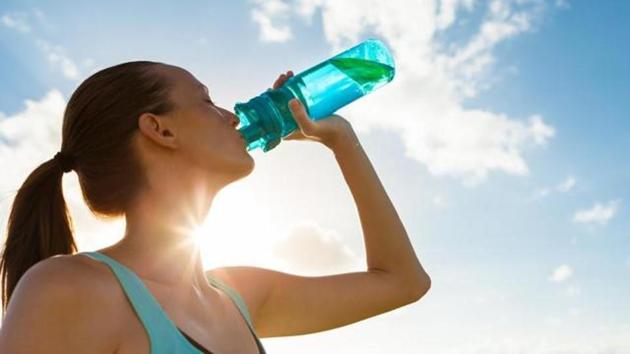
204, 274, 254, 329
77, 251, 187, 354
205, 274, 265, 353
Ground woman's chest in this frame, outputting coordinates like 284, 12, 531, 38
112, 287, 261, 354
114, 324, 260, 354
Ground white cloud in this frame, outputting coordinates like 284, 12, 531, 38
250, 0, 293, 42
252, 0, 557, 184
294, 0, 323, 24
272, 221, 360, 274
1, 13, 30, 33
557, 175, 576, 192
36, 39, 81, 80
436, 0, 475, 30
0, 90, 66, 240
573, 200, 621, 226
0, 90, 65, 158
548, 264, 572, 283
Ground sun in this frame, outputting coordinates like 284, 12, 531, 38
190, 184, 282, 270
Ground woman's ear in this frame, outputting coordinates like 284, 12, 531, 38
137, 112, 178, 149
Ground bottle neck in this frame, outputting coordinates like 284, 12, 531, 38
235, 94, 283, 152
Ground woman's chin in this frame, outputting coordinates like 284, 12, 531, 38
233, 155, 255, 180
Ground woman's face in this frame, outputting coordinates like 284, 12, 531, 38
157, 64, 254, 184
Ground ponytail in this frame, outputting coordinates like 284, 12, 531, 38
1, 156, 77, 313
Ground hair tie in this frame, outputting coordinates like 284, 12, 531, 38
53, 151, 75, 173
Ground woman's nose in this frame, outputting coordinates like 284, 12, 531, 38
218, 106, 240, 127
229, 112, 240, 128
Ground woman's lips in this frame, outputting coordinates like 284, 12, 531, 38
236, 131, 246, 145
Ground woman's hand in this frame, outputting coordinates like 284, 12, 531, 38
270, 70, 357, 151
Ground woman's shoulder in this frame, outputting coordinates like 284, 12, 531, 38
15, 253, 126, 322
0, 254, 124, 353
23, 253, 115, 295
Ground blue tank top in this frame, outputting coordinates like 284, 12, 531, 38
77, 251, 266, 354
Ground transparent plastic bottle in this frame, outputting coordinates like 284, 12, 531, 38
235, 38, 395, 152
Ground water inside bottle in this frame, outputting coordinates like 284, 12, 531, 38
291, 57, 395, 119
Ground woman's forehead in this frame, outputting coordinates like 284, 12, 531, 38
161, 65, 208, 95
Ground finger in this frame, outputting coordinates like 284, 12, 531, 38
275, 73, 290, 89
272, 75, 284, 89
288, 99, 314, 133
283, 130, 302, 140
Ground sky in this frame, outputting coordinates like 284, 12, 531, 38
1, 0, 629, 353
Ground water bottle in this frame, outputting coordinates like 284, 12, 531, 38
235, 38, 395, 152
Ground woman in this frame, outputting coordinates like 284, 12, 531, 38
0, 61, 431, 353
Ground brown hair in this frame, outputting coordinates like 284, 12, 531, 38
1, 61, 175, 313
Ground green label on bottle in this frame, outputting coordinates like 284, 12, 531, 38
329, 57, 395, 88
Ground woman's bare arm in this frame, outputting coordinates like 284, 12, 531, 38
330, 128, 430, 291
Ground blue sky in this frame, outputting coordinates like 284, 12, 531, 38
1, 1, 629, 353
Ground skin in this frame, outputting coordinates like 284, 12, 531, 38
0, 64, 431, 354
